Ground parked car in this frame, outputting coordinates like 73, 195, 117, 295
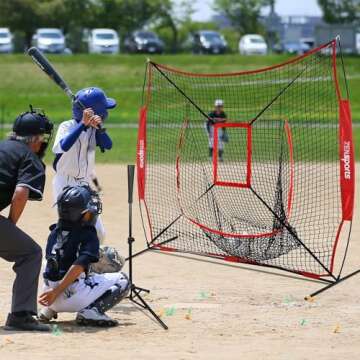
88, 28, 119, 54
191, 31, 227, 54
239, 34, 268, 55
124, 31, 164, 54
32, 28, 66, 54
0, 28, 14, 53
285, 41, 311, 55
356, 33, 360, 54
274, 41, 311, 55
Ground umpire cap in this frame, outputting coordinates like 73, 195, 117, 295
13, 106, 53, 137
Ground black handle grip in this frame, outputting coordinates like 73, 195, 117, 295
128, 164, 135, 204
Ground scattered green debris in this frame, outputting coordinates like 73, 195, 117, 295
185, 308, 192, 320
284, 295, 295, 304
52, 324, 62, 336
165, 306, 176, 316
199, 291, 209, 300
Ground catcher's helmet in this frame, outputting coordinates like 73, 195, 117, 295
72, 87, 116, 122
57, 185, 102, 226
13, 106, 53, 137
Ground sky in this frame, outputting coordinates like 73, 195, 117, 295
189, 0, 323, 21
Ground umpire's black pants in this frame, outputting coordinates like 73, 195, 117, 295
0, 215, 42, 315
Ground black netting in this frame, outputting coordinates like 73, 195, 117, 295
139, 41, 350, 277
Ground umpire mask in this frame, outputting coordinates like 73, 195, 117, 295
14, 105, 54, 159
37, 134, 51, 159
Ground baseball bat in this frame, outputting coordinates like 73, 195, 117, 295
27, 46, 103, 131
27, 47, 77, 104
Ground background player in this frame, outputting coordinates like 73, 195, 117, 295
52, 87, 116, 242
0, 107, 53, 332
206, 99, 228, 162
38, 185, 130, 327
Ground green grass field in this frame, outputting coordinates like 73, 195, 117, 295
34, 125, 359, 164
0, 53, 359, 163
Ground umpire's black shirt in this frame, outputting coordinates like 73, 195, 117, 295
0, 139, 45, 211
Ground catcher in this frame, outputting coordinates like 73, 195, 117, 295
38, 185, 129, 327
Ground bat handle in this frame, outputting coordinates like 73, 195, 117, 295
73, 96, 104, 131
65, 88, 74, 100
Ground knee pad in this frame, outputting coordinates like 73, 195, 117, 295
89, 273, 130, 313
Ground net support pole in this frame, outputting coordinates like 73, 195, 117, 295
305, 268, 360, 300
250, 187, 337, 281
125, 236, 179, 261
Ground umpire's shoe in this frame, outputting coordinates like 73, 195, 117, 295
4, 312, 51, 332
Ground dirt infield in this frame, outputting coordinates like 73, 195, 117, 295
0, 164, 359, 360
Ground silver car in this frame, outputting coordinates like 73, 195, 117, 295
32, 28, 66, 54
0, 28, 14, 54
88, 29, 120, 54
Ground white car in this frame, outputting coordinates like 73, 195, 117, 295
0, 28, 14, 54
239, 34, 268, 55
356, 33, 360, 54
32, 28, 66, 54
88, 29, 119, 54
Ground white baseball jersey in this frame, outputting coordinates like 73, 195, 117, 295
53, 120, 96, 180
52, 120, 105, 242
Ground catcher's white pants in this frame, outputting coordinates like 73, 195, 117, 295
52, 173, 105, 242
207, 125, 224, 150
43, 272, 129, 313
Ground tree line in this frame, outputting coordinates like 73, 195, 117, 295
0, 0, 359, 53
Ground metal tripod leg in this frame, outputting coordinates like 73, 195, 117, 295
305, 268, 360, 300
126, 165, 168, 330
129, 285, 168, 330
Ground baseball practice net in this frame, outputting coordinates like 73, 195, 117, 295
137, 38, 355, 283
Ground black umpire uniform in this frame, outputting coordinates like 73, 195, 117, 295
0, 108, 53, 331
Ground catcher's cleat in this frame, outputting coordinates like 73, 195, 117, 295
76, 308, 118, 327
38, 307, 58, 322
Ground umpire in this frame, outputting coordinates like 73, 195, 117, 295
0, 107, 53, 331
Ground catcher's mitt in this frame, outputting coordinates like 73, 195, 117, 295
90, 246, 125, 274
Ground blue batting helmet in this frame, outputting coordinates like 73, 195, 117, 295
72, 87, 116, 122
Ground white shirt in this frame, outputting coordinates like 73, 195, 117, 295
52, 120, 96, 180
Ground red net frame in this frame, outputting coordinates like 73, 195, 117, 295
213, 122, 252, 188
136, 38, 356, 285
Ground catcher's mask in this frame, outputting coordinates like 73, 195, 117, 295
56, 185, 102, 226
